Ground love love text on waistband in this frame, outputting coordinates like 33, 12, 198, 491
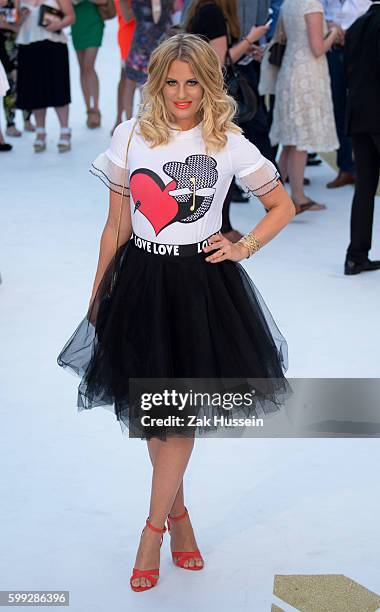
131, 232, 219, 257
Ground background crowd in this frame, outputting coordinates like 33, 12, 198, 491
0, 0, 379, 272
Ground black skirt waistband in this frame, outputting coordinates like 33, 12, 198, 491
130, 230, 221, 258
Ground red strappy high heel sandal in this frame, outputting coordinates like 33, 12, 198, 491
167, 506, 204, 571
130, 518, 167, 592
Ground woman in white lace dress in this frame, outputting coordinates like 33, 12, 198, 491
269, 0, 341, 213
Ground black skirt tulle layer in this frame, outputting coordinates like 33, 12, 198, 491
57, 239, 292, 440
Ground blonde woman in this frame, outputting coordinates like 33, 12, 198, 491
57, 34, 294, 592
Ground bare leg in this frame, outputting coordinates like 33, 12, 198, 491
33, 108, 47, 149
288, 146, 307, 202
131, 436, 197, 589
54, 104, 69, 128
76, 50, 91, 111
125, 78, 137, 120
111, 76, 137, 134
147, 439, 185, 516
146, 438, 203, 571
76, 48, 100, 112
33, 108, 47, 130
279, 145, 290, 182
113, 68, 127, 132
288, 147, 326, 210
54, 105, 70, 146
23, 110, 35, 131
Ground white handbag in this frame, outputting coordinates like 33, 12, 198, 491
258, 15, 287, 96
258, 41, 280, 96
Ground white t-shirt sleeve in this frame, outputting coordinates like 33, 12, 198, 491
228, 131, 281, 197
90, 119, 136, 195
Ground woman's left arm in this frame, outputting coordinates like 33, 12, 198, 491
204, 182, 295, 263
45, 0, 75, 31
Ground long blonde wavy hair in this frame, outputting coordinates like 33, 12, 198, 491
137, 33, 242, 155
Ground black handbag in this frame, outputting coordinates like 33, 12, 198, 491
268, 13, 287, 67
38, 4, 65, 33
224, 51, 258, 124
268, 42, 286, 67
223, 19, 258, 125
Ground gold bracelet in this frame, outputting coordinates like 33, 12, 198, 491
244, 36, 253, 46
237, 233, 262, 258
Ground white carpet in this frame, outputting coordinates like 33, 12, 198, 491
1, 20, 379, 612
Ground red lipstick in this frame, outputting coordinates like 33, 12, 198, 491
174, 101, 192, 109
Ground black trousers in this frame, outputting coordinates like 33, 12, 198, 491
327, 47, 355, 174
346, 133, 380, 262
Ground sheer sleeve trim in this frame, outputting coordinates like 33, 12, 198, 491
89, 151, 130, 197
105, 147, 127, 168
239, 159, 281, 198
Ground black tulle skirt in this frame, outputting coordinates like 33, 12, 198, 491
57, 238, 292, 440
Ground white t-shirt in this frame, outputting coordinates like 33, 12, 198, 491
91, 118, 280, 245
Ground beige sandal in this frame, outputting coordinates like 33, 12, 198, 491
33, 128, 46, 153
294, 199, 327, 215
57, 127, 71, 153
6, 125, 22, 138
86, 109, 101, 129
24, 119, 35, 132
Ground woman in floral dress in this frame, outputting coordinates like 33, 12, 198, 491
125, 0, 174, 87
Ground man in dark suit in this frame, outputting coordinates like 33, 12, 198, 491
344, 0, 380, 275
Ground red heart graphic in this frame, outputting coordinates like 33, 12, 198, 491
130, 170, 178, 235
